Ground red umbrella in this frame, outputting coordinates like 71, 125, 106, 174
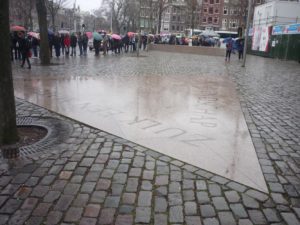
111, 34, 121, 40
10, 25, 26, 32
85, 32, 93, 39
127, 32, 135, 37
28, 32, 40, 40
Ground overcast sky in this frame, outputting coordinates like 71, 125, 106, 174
73, 0, 102, 12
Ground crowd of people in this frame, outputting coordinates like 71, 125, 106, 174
10, 30, 150, 70
10, 30, 244, 69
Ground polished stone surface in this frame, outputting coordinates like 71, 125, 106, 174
12, 52, 267, 192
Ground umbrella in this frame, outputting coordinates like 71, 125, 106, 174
48, 29, 54, 36
28, 32, 40, 40
111, 34, 121, 40
93, 32, 103, 41
127, 32, 135, 37
201, 30, 220, 37
10, 25, 26, 32
58, 30, 69, 34
85, 32, 93, 39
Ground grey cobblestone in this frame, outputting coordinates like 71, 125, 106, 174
2, 53, 300, 225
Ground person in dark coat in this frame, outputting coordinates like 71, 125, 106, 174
60, 34, 65, 56
13, 32, 21, 60
82, 33, 88, 56
19, 32, 31, 69
237, 40, 244, 60
31, 37, 39, 58
123, 34, 129, 53
53, 33, 61, 57
93, 39, 101, 56
70, 33, 77, 56
77, 32, 83, 56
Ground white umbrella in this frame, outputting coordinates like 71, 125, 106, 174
201, 30, 220, 37
58, 30, 69, 35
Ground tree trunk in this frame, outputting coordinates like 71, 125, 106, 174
36, 0, 50, 65
0, 0, 19, 146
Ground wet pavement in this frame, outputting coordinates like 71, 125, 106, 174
13, 53, 266, 192
0, 50, 299, 225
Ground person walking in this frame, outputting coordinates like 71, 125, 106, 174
64, 34, 71, 56
82, 33, 88, 56
78, 32, 83, 56
19, 32, 31, 69
70, 33, 77, 56
237, 40, 244, 60
225, 38, 233, 62
53, 33, 61, 58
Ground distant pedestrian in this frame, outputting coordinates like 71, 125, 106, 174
225, 38, 233, 62
61, 34, 65, 56
102, 34, 109, 55
237, 40, 244, 60
82, 33, 88, 56
31, 37, 39, 58
78, 32, 83, 56
53, 33, 61, 58
19, 32, 31, 69
64, 34, 71, 56
70, 33, 77, 56
94, 39, 101, 56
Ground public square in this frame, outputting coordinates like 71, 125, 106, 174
0, 50, 299, 225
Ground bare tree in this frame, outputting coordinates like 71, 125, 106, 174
36, 0, 51, 65
9, 0, 35, 30
185, 0, 200, 32
46, 0, 69, 31
0, 0, 19, 147
157, 0, 169, 34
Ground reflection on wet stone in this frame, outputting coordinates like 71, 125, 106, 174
12, 52, 268, 192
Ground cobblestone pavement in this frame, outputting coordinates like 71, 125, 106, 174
0, 51, 299, 225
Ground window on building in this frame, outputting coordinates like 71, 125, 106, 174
172, 25, 175, 30
203, 17, 207, 23
181, 26, 183, 31
215, 0, 220, 3
223, 6, 228, 15
214, 17, 218, 24
210, 0, 214, 4
173, 16, 176, 21
177, 16, 180, 21
229, 19, 238, 28
176, 26, 179, 31
208, 17, 212, 23
215, 7, 219, 14
204, 7, 208, 13
209, 7, 213, 14
222, 19, 227, 29
230, 8, 234, 15
204, 0, 208, 3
